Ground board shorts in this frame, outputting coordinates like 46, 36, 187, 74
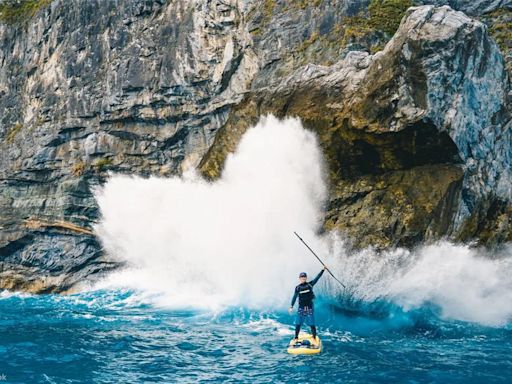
295, 306, 315, 326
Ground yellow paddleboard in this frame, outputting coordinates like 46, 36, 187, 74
287, 333, 322, 355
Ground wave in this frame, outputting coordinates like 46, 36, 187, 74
93, 115, 512, 327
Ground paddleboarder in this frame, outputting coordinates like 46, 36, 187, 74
289, 266, 326, 343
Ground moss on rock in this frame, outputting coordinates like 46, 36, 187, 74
0, 0, 51, 24
5, 122, 23, 143
368, 0, 414, 35
71, 161, 87, 177
456, 198, 512, 245
200, 99, 260, 180
325, 164, 463, 248
93, 157, 113, 171
339, 0, 413, 51
290, 0, 323, 10
485, 8, 512, 73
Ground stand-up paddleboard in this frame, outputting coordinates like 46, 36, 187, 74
287, 334, 322, 355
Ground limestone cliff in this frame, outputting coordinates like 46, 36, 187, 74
0, 0, 511, 292
201, 5, 512, 248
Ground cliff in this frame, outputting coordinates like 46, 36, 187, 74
0, 0, 511, 292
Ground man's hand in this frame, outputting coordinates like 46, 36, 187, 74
323, 265, 328, 271
288, 306, 293, 315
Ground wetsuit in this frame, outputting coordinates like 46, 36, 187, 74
290, 269, 324, 339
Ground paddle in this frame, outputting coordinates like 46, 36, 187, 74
293, 231, 346, 289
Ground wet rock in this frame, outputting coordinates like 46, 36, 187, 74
201, 5, 512, 249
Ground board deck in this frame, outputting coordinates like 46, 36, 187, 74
287, 333, 322, 355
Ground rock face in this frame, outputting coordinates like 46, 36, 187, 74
0, 0, 260, 292
0, 0, 511, 292
201, 5, 512, 248
421, 0, 512, 15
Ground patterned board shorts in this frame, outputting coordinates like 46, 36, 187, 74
295, 306, 315, 326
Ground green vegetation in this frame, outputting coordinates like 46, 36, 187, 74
333, 0, 413, 51
340, 16, 375, 47
250, 26, 262, 36
93, 157, 113, 171
294, 0, 413, 59
490, 21, 512, 51
6, 122, 23, 143
370, 43, 386, 54
368, 0, 413, 35
255, 0, 323, 35
262, 0, 275, 21
297, 30, 320, 52
71, 161, 86, 177
290, 0, 322, 9
483, 8, 512, 74
0, 0, 51, 24
73, 158, 113, 176
342, 0, 413, 43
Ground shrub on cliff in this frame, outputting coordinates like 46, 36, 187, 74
341, 0, 413, 50
0, 0, 51, 24
368, 0, 414, 35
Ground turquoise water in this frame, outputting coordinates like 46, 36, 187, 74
1, 289, 510, 383
80, 118, 511, 382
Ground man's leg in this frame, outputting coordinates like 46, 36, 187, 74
307, 309, 317, 340
294, 324, 301, 339
294, 309, 304, 339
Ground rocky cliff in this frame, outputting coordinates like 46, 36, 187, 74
0, 0, 511, 293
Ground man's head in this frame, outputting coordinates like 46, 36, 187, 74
299, 272, 307, 283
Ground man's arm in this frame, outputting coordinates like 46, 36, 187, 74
290, 288, 298, 307
309, 268, 325, 286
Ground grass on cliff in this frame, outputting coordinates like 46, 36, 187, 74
262, 0, 275, 23
289, 0, 323, 9
93, 157, 113, 171
5, 122, 23, 143
71, 161, 86, 177
490, 21, 512, 51
295, 0, 413, 63
0, 0, 51, 24
343, 0, 413, 42
70, 157, 113, 177
481, 8, 512, 74
367, 0, 414, 35
254, 0, 323, 34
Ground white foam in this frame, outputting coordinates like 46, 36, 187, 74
327, 239, 512, 327
94, 115, 327, 310
94, 114, 512, 327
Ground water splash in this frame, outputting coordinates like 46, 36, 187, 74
94, 115, 327, 309
94, 115, 512, 327
324, 239, 512, 327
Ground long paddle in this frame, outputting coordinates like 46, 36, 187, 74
293, 231, 346, 289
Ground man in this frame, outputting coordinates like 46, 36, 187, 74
289, 266, 326, 343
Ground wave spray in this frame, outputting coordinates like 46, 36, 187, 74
94, 115, 327, 309
95, 115, 512, 326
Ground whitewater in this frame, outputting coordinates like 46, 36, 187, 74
1, 115, 511, 383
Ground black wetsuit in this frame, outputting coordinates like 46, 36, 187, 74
290, 269, 324, 339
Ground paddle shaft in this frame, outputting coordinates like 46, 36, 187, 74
293, 231, 346, 289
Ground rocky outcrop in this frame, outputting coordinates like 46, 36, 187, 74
0, 0, 511, 292
201, 5, 512, 248
421, 0, 512, 15
0, 0, 259, 292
